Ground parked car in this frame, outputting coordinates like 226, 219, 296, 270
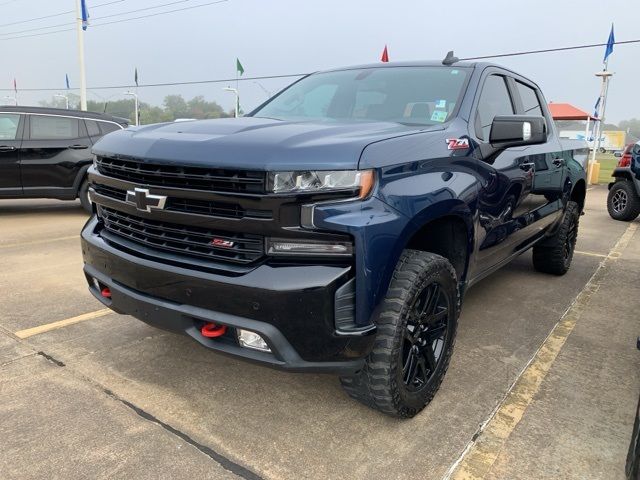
607, 142, 640, 221
82, 59, 586, 417
0, 106, 128, 212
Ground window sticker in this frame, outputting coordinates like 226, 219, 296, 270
435, 99, 446, 109
451, 70, 459, 75
431, 110, 448, 123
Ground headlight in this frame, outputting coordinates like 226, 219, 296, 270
270, 170, 375, 198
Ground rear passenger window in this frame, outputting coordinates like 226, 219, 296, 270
0, 113, 20, 140
99, 122, 121, 135
30, 115, 79, 140
515, 82, 543, 117
475, 75, 514, 140
85, 120, 101, 140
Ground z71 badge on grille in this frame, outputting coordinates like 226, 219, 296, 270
126, 188, 167, 212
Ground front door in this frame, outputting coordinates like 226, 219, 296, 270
0, 112, 24, 195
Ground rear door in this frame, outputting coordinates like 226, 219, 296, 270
0, 112, 24, 195
513, 80, 566, 198
20, 114, 92, 194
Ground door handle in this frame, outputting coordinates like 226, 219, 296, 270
519, 162, 535, 171
0, 145, 16, 152
68, 144, 89, 150
552, 157, 565, 167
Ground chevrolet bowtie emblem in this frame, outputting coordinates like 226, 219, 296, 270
126, 188, 167, 212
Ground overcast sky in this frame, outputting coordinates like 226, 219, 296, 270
1, 0, 637, 123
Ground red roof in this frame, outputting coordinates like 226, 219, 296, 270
547, 103, 596, 121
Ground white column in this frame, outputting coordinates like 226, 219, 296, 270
75, 0, 87, 111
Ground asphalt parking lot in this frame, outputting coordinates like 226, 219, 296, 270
1, 185, 639, 480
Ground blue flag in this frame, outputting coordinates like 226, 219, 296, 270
603, 24, 614, 63
65, 74, 70, 90
593, 97, 601, 118
81, 0, 90, 31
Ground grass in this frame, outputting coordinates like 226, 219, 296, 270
595, 153, 618, 184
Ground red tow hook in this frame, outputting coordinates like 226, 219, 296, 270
100, 287, 112, 299
201, 322, 227, 338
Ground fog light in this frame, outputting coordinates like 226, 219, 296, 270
237, 329, 271, 352
266, 238, 353, 256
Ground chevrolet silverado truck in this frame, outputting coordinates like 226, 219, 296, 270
81, 59, 586, 417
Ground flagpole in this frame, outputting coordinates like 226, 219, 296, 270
235, 70, 239, 118
75, 0, 87, 111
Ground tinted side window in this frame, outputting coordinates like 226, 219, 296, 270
30, 115, 79, 140
98, 122, 121, 135
0, 113, 20, 140
516, 82, 543, 116
476, 75, 514, 140
85, 120, 101, 140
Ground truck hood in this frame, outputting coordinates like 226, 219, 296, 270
92, 117, 442, 171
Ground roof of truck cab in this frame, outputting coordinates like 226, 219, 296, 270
0, 106, 128, 125
318, 60, 499, 72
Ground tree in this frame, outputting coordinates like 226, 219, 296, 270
619, 119, 640, 140
163, 95, 189, 119
38, 93, 231, 125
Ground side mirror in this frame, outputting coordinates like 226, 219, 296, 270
489, 115, 547, 149
614, 151, 622, 158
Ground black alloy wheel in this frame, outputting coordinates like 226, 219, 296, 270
402, 282, 450, 392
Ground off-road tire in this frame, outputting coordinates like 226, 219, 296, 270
340, 250, 459, 418
79, 179, 92, 213
607, 180, 640, 221
532, 201, 579, 276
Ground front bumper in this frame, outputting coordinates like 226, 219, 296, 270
81, 217, 376, 374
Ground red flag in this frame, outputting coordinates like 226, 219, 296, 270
381, 45, 389, 63
13, 78, 17, 93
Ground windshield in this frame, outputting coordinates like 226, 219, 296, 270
252, 66, 470, 126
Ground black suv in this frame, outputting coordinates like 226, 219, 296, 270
0, 106, 128, 211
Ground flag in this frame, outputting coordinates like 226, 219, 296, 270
593, 97, 601, 118
134, 68, 139, 87
65, 74, 70, 90
381, 45, 389, 63
603, 24, 614, 63
236, 58, 244, 76
81, 0, 90, 31
13, 78, 16, 93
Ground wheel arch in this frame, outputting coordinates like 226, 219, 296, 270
374, 202, 474, 312
570, 178, 586, 212
71, 162, 91, 198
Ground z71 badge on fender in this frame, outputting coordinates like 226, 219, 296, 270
446, 138, 469, 150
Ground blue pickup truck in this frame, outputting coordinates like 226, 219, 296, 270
81, 59, 586, 417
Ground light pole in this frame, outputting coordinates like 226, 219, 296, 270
223, 86, 239, 118
75, 0, 87, 110
54, 94, 69, 109
588, 70, 613, 184
3, 96, 17, 106
124, 91, 139, 126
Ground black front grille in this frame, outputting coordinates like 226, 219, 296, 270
92, 184, 273, 219
95, 156, 266, 193
98, 206, 264, 264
